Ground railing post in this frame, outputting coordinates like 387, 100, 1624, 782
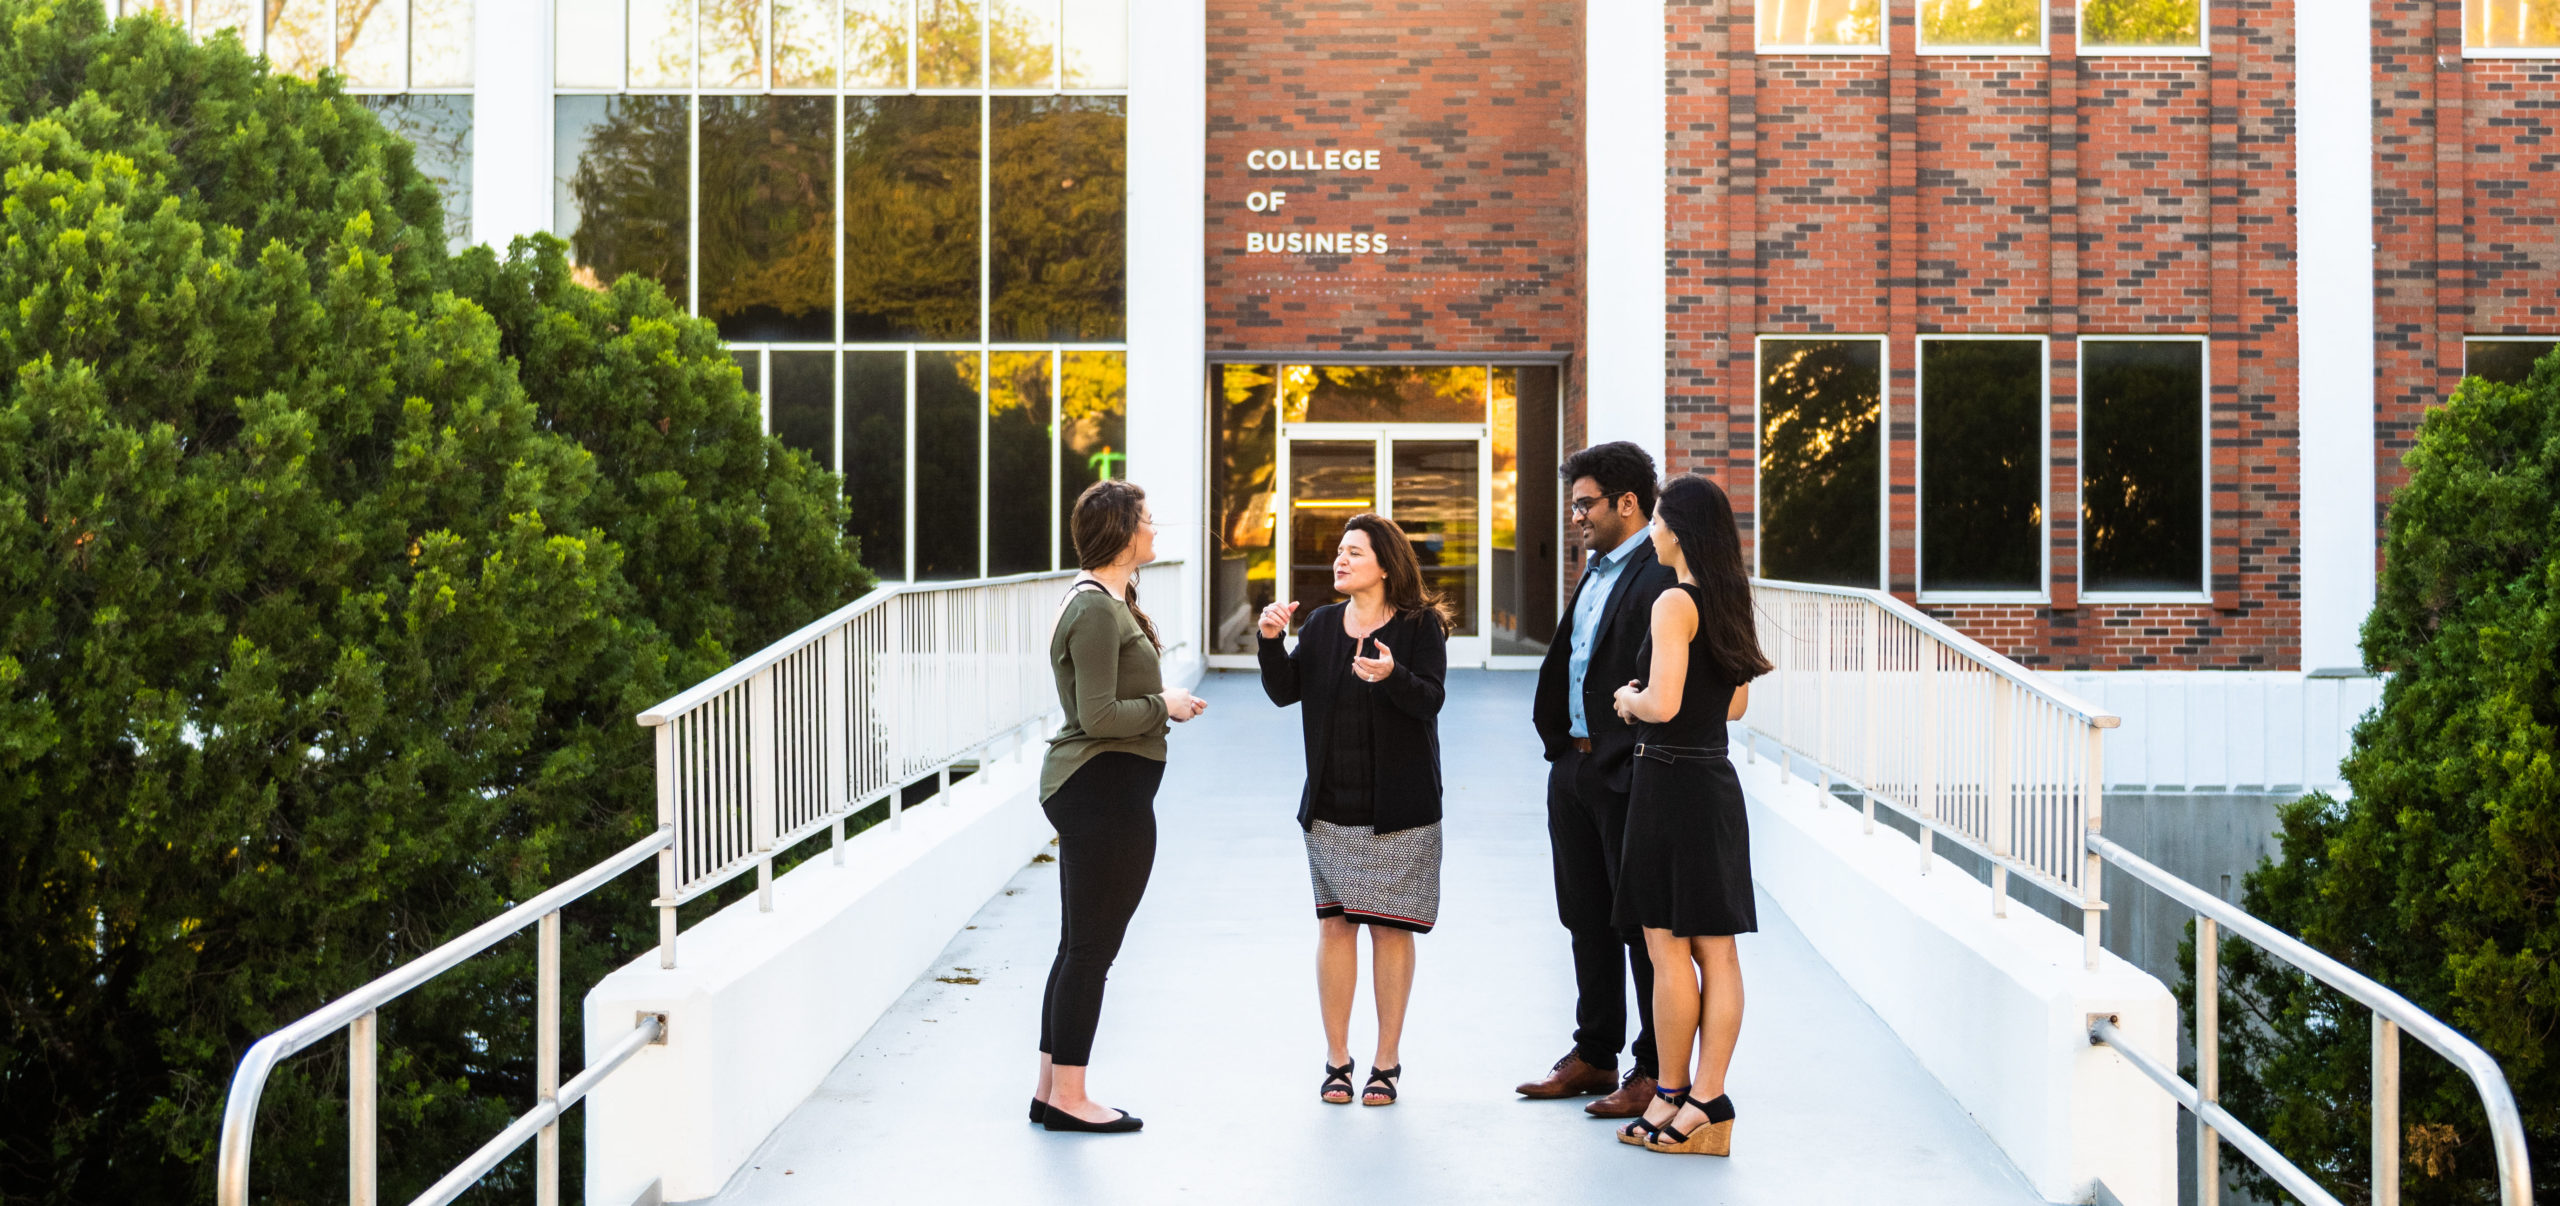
350, 1010, 376, 1206
1777, 595, 1793, 785
536, 909, 560, 1206
890, 596, 908, 832
2197, 913, 2221, 1206
1919, 649, 1939, 875
751, 669, 777, 911
1989, 679, 2014, 918
2375, 1015, 2401, 1206
1862, 602, 1879, 835
2083, 724, 2105, 969
1814, 596, 1829, 791
654, 723, 678, 969
824, 628, 848, 866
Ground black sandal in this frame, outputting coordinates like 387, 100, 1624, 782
1362, 1064, 1402, 1106
1619, 1085, 1687, 1146
1320, 1060, 1356, 1104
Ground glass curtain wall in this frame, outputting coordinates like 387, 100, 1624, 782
555, 0, 1130, 581
114, 0, 476, 250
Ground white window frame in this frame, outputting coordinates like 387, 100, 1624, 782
2461, 0, 2560, 58
2077, 0, 2210, 58
118, 0, 475, 93
1915, 333, 2050, 604
1750, 334, 1892, 591
1916, 0, 2052, 56
2076, 334, 2211, 605
2463, 333, 2560, 373
1754, 0, 1890, 56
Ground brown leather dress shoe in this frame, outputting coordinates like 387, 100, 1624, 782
1514, 1050, 1619, 1099
1585, 1069, 1659, 1118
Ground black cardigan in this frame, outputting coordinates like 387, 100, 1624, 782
1257, 603, 1448, 835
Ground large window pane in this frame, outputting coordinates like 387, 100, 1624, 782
1394, 441, 1480, 638
701, 96, 836, 342
1758, 0, 1884, 48
2467, 338, 2558, 385
919, 0, 982, 87
915, 351, 982, 579
990, 0, 1057, 88
553, 0, 623, 88
1289, 442, 1377, 621
2468, 0, 2560, 49
1061, 352, 1128, 569
2082, 341, 2203, 593
843, 97, 980, 341
845, 0, 911, 87
989, 352, 1053, 576
1492, 364, 1559, 655
2081, 0, 2201, 49
363, 95, 473, 252
771, 351, 837, 472
774, 0, 838, 87
1919, 0, 2042, 47
630, 0, 695, 88
410, 0, 471, 86
702, 0, 765, 88
194, 0, 254, 41
556, 95, 691, 299
1209, 364, 1278, 654
1063, 0, 1128, 88
732, 349, 764, 398
342, 0, 411, 87
992, 97, 1126, 342
844, 352, 908, 579
1920, 339, 2044, 593
1757, 339, 1881, 586
266, 0, 329, 78
1282, 365, 1487, 424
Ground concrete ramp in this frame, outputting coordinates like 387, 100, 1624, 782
704, 671, 2046, 1205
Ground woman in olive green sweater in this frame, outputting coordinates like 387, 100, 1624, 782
1029, 480, 1205, 1135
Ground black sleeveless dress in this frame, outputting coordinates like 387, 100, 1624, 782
1612, 583, 1758, 937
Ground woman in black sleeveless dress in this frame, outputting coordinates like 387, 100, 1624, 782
1606, 475, 1771, 1158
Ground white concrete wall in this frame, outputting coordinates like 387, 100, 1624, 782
1738, 735, 2179, 1206
1126, 0, 1210, 656
2295, 6, 2380, 675
2053, 671, 2384, 795
1584, 0, 1668, 465
583, 738, 1057, 1206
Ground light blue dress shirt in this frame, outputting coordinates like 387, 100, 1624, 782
1567, 524, 1654, 739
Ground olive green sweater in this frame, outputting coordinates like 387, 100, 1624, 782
1041, 587, 1169, 800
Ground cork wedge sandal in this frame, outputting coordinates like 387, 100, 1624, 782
1618, 1086, 1688, 1147
1645, 1094, 1735, 1156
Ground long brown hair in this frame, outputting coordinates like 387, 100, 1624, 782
1653, 475, 1771, 683
1341, 513, 1455, 632
1069, 479, 1161, 651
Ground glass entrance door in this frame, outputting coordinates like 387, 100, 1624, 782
1276, 427, 1487, 661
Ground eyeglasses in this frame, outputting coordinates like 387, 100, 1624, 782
1568, 491, 1626, 517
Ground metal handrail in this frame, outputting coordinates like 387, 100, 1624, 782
2088, 833, 2534, 1206
1750, 578, 2119, 726
215, 827, 673, 1206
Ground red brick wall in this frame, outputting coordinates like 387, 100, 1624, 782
1666, 1, 2302, 671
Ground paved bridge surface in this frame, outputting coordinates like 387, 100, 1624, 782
706, 671, 2048, 1205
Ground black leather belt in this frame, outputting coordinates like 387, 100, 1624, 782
1634, 743, 1729, 765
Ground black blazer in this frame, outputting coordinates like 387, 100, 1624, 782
1533, 538, 1677, 793
1257, 603, 1449, 835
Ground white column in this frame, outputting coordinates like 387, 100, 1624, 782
2295, 5, 2377, 673
1126, 0, 1209, 675
473, 0, 556, 249
1584, 0, 1669, 467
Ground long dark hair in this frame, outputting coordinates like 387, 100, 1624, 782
1341, 513, 1455, 631
1070, 479, 1161, 651
1654, 475, 1772, 683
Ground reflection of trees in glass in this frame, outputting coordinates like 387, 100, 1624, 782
265, 0, 329, 76
701, 96, 834, 342
2081, 0, 2199, 47
992, 97, 1126, 341
1281, 365, 1486, 423
1920, 0, 2041, 45
1211, 364, 1278, 652
335, 0, 406, 85
769, 350, 836, 471
2468, 0, 2560, 49
564, 94, 691, 299
1920, 340, 2043, 591
844, 97, 980, 341
1758, 340, 1881, 586
845, 0, 910, 86
918, 0, 1053, 87
1491, 368, 1518, 551
1062, 0, 1127, 87
2466, 340, 2558, 386
773, 0, 835, 86
988, 351, 1053, 574
630, 0, 693, 87
407, 0, 469, 85
1758, 0, 1884, 47
915, 350, 982, 578
844, 351, 907, 577
1057, 352, 1127, 565
701, 0, 764, 87
362, 94, 472, 251
2082, 341, 2202, 592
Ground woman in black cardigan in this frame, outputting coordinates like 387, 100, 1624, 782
1257, 513, 1449, 1110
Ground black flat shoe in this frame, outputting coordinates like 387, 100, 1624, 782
1028, 1096, 1048, 1124
1042, 1106, 1143, 1133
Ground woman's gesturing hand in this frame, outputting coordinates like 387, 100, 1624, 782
1162, 686, 1208, 722
1352, 640, 1396, 683
1257, 600, 1300, 639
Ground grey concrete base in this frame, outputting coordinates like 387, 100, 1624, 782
703, 671, 2046, 1205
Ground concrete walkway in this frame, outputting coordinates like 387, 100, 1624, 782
706, 671, 2047, 1205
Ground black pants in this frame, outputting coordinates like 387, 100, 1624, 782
1546, 747, 1657, 1077
1038, 752, 1163, 1067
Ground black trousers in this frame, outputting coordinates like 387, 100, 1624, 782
1546, 747, 1657, 1076
1038, 752, 1163, 1067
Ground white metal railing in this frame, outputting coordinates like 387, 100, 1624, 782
634, 560, 1186, 966
1738, 578, 2120, 966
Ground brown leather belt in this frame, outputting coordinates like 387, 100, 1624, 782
1571, 737, 1593, 754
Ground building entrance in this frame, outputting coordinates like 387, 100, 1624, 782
1283, 427, 1487, 662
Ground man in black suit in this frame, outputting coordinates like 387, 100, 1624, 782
1517, 441, 1678, 1119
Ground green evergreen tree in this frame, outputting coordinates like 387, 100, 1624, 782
2206, 345, 2560, 1204
0, 3, 866, 1200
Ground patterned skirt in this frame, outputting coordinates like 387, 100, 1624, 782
1304, 819, 1444, 933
